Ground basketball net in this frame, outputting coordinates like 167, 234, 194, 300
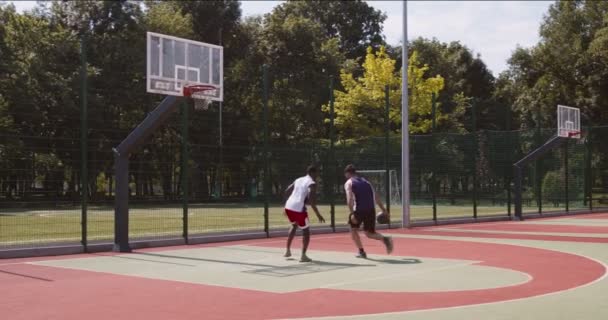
192, 92, 211, 111
567, 130, 585, 144
183, 84, 216, 111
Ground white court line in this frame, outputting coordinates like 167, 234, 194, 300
0, 234, 346, 267
429, 228, 608, 238
292, 245, 608, 320
319, 261, 477, 289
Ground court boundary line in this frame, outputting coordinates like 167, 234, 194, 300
319, 261, 533, 291
5, 232, 608, 319
294, 240, 608, 320
429, 228, 608, 238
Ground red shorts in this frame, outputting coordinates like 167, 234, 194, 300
285, 209, 310, 229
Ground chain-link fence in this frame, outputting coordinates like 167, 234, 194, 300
4, 126, 607, 250
2, 34, 607, 252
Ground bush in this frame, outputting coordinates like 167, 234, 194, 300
542, 171, 562, 206
542, 170, 582, 206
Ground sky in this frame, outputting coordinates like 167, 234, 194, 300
8, 1, 553, 75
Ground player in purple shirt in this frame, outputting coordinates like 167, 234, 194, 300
344, 164, 393, 258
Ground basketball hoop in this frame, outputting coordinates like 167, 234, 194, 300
567, 130, 587, 145
183, 84, 217, 111
567, 130, 581, 139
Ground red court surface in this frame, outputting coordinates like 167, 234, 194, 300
2, 213, 608, 320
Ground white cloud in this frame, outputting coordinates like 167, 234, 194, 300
7, 0, 37, 12
240, 0, 284, 17
374, 1, 552, 75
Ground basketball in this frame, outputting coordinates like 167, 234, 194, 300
376, 211, 390, 224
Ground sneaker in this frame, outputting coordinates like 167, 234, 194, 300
356, 251, 367, 259
284, 250, 292, 258
383, 236, 394, 254
300, 255, 312, 263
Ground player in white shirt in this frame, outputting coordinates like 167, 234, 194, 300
283, 166, 325, 262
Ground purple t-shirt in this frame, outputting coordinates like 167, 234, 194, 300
346, 176, 375, 211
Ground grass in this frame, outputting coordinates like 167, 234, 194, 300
0, 202, 523, 247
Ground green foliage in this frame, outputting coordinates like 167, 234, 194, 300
146, 2, 193, 38
271, 0, 386, 59
542, 170, 563, 204
261, 10, 344, 142
329, 46, 444, 137
0, 0, 606, 205
501, 1, 608, 127
409, 38, 496, 132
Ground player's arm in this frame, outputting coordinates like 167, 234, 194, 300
345, 181, 358, 224
345, 180, 355, 215
283, 183, 294, 201
308, 184, 325, 223
373, 186, 388, 215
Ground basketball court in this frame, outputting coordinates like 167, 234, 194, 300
3, 11, 606, 320
2, 212, 608, 320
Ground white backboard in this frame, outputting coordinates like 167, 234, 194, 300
147, 32, 223, 101
557, 105, 580, 138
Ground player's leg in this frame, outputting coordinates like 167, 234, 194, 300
349, 213, 366, 258
300, 227, 311, 262
362, 210, 393, 254
285, 223, 297, 257
292, 214, 311, 262
284, 209, 300, 257
364, 230, 393, 254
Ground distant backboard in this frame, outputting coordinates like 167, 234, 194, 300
557, 105, 580, 138
147, 32, 223, 101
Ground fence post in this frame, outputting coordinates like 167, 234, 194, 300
384, 85, 391, 226
587, 127, 593, 211
329, 76, 336, 231
431, 92, 437, 221
564, 140, 569, 212
181, 101, 189, 243
79, 36, 88, 251
472, 99, 478, 218
536, 108, 543, 214
506, 104, 512, 217
263, 65, 270, 237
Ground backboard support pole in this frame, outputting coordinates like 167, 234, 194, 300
113, 95, 183, 252
113, 153, 130, 252
513, 135, 567, 220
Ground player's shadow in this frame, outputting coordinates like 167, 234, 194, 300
364, 257, 422, 265
135, 252, 376, 269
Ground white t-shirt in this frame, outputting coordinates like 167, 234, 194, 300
285, 175, 315, 212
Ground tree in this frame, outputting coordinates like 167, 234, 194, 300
0, 2, 84, 199
410, 38, 496, 132
174, 0, 241, 45
271, 0, 386, 59
260, 11, 344, 142
146, 1, 194, 38
329, 46, 444, 137
501, 1, 608, 127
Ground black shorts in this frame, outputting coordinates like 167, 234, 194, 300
348, 209, 375, 233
